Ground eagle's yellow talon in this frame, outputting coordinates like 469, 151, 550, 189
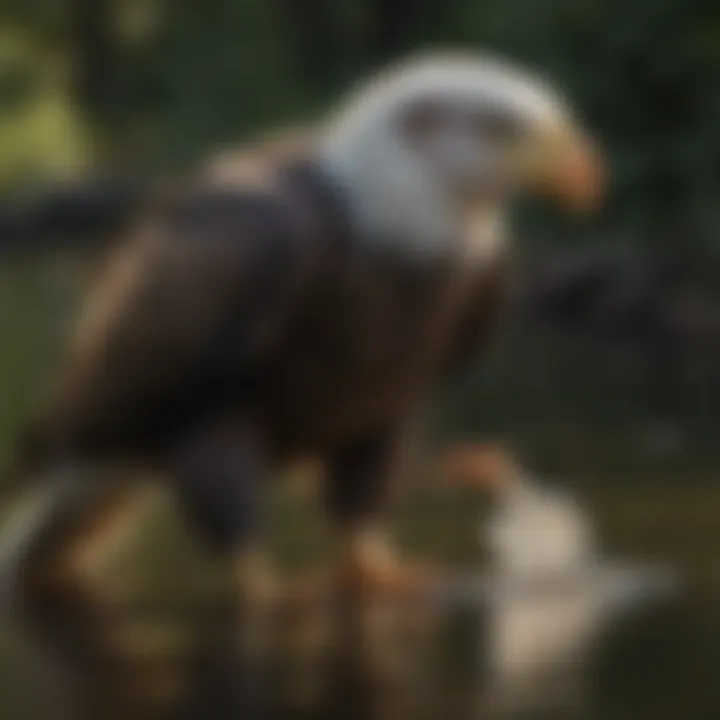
338, 530, 436, 600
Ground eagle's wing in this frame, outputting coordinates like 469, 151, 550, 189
29, 183, 313, 461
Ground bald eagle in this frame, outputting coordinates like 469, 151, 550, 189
1, 52, 603, 713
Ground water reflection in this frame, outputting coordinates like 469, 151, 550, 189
0, 464, 714, 720
439, 443, 679, 720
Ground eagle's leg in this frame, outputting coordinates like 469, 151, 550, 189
15, 473, 155, 719
172, 423, 275, 719
322, 432, 434, 717
326, 431, 433, 600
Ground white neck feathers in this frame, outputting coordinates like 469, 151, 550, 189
319, 118, 454, 256
319, 122, 509, 264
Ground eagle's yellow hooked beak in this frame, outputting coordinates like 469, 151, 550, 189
552, 129, 604, 212
524, 123, 605, 213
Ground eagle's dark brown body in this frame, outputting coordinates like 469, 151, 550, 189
22, 162, 510, 476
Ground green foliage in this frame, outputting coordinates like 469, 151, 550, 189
0, 254, 83, 471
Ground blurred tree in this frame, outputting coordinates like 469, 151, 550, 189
0, 0, 717, 248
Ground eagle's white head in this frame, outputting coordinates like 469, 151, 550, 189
319, 52, 603, 260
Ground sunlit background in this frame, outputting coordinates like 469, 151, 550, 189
1, 1, 720, 718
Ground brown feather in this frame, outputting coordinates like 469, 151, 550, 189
19, 150, 512, 473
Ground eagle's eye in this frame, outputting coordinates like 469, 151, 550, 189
471, 107, 524, 145
398, 99, 446, 143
